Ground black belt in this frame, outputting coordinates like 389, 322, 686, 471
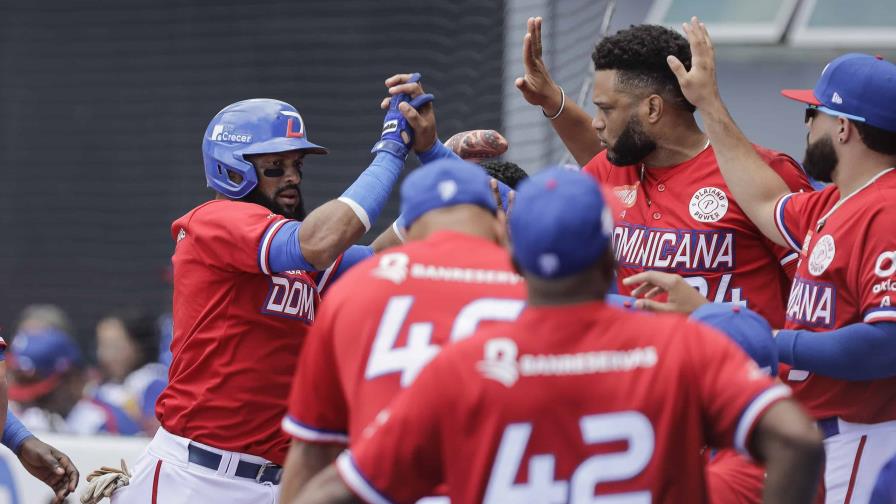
187, 444, 282, 484
818, 417, 839, 440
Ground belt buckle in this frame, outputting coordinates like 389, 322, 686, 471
255, 462, 272, 483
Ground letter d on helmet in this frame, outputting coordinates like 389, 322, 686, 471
202, 98, 328, 198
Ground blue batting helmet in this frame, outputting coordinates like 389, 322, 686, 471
202, 99, 328, 198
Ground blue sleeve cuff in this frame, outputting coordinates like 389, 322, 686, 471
416, 139, 462, 165
775, 329, 797, 365
265, 220, 316, 273
3, 410, 34, 454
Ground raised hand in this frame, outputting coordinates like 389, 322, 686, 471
622, 270, 709, 314
514, 16, 563, 115
380, 73, 437, 153
666, 17, 722, 110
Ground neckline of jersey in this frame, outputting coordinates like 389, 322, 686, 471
814, 167, 895, 232
638, 138, 712, 184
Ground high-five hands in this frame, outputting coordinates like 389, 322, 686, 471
514, 16, 564, 117
666, 17, 723, 112
377, 73, 437, 156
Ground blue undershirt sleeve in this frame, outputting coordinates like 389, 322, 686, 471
3, 409, 34, 454
776, 322, 896, 380
338, 152, 405, 232
267, 220, 316, 273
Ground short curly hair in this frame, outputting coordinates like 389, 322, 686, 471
592, 24, 695, 113
479, 160, 529, 189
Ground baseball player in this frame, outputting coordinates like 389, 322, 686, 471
108, 83, 437, 503
0, 329, 79, 503
278, 159, 526, 502
293, 168, 823, 504
516, 18, 813, 328
667, 17, 896, 503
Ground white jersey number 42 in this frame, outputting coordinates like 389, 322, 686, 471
365, 296, 525, 387
484, 411, 655, 504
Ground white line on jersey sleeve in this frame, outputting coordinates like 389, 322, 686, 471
336, 451, 395, 504
774, 194, 802, 253
864, 309, 896, 323
734, 384, 792, 457
281, 416, 348, 444
780, 252, 799, 267
258, 219, 289, 276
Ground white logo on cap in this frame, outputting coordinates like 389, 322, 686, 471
832, 92, 843, 104
437, 180, 458, 201
538, 253, 560, 276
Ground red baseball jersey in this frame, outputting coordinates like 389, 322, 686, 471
283, 230, 526, 445
157, 200, 328, 464
584, 145, 812, 327
773, 168, 896, 423
337, 302, 790, 503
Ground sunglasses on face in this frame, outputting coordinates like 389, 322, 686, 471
804, 106, 818, 124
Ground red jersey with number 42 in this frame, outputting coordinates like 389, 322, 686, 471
584, 145, 812, 327
338, 303, 790, 504
158, 200, 327, 464
283, 231, 526, 446
774, 168, 896, 423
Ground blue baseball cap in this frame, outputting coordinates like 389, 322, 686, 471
782, 53, 896, 133
8, 328, 84, 402
510, 168, 613, 278
400, 158, 498, 228
690, 304, 778, 377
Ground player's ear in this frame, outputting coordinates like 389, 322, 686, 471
839, 117, 853, 144
493, 211, 509, 249
645, 94, 664, 124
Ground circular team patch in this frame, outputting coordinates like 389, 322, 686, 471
808, 234, 836, 276
689, 187, 729, 222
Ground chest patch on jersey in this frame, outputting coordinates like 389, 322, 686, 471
612, 183, 639, 208
808, 234, 836, 276
689, 187, 729, 223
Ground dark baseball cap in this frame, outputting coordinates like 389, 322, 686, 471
782, 53, 896, 132
8, 328, 84, 402
509, 167, 613, 278
690, 304, 778, 377
400, 158, 498, 228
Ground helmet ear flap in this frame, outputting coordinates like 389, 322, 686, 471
202, 143, 258, 198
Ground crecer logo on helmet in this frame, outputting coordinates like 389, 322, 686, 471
209, 124, 253, 143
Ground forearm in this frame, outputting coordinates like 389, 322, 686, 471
293, 464, 360, 504
752, 400, 824, 504
699, 101, 791, 245
3, 409, 34, 454
300, 152, 403, 269
548, 100, 603, 167
280, 441, 345, 504
370, 222, 403, 252
776, 322, 896, 380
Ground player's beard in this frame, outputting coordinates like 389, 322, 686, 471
802, 135, 837, 183
244, 183, 307, 220
606, 115, 658, 167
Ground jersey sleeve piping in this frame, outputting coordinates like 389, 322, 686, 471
336, 451, 396, 504
864, 307, 896, 323
258, 219, 290, 275
734, 384, 791, 458
281, 415, 348, 444
774, 193, 802, 252
780, 252, 799, 267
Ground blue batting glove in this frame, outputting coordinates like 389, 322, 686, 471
372, 73, 434, 159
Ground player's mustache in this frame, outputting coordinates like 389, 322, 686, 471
276, 184, 301, 196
